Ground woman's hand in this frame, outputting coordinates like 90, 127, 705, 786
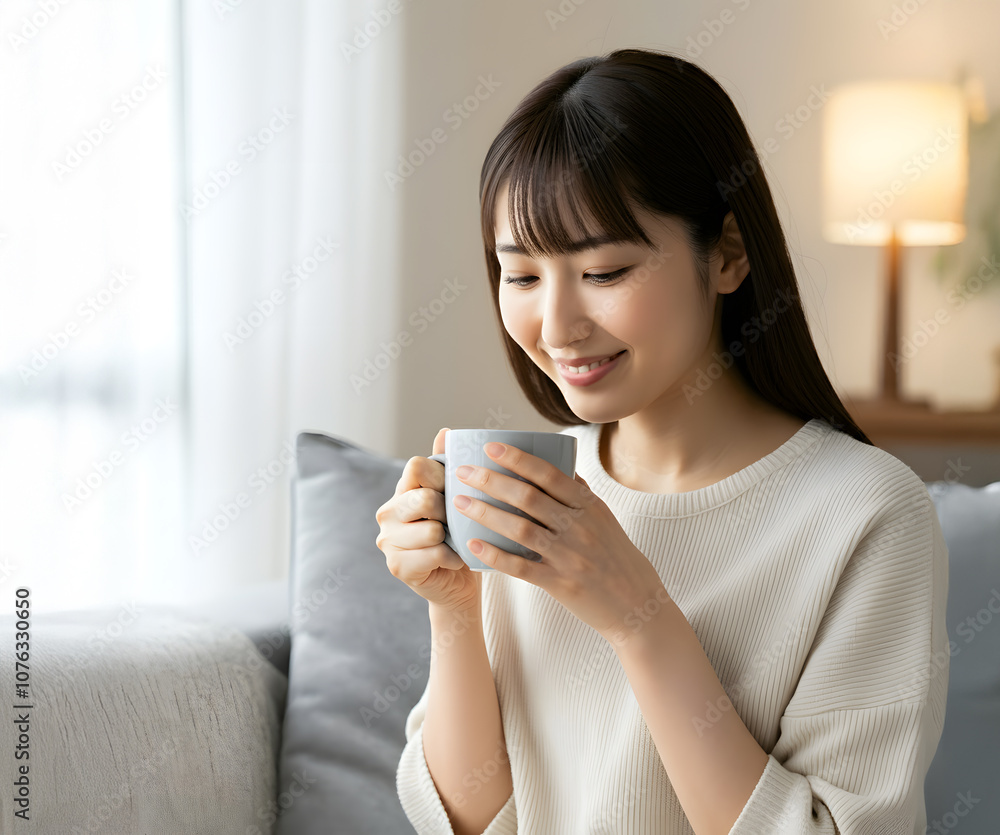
375, 428, 482, 616
452, 441, 670, 646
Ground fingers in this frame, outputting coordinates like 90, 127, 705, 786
395, 454, 445, 497
385, 541, 468, 580
481, 441, 589, 510
395, 487, 446, 524
454, 491, 555, 562
375, 485, 451, 560
456, 465, 565, 533
463, 536, 544, 583
432, 426, 449, 456
391, 427, 449, 499
379, 517, 447, 552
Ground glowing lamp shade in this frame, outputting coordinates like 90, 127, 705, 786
822, 81, 968, 246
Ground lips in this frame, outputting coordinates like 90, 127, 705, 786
555, 352, 619, 368
555, 350, 626, 371
556, 350, 627, 386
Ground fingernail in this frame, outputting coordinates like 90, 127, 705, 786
485, 442, 505, 457
456, 465, 474, 479
454, 494, 471, 509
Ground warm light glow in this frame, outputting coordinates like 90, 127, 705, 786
822, 81, 968, 246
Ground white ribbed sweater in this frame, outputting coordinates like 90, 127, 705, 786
396, 418, 949, 834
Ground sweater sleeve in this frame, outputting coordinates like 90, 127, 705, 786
729, 474, 950, 834
396, 681, 518, 834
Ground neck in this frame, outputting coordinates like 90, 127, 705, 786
603, 359, 793, 493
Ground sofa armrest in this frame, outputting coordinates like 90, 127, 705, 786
162, 577, 292, 677
0, 606, 287, 834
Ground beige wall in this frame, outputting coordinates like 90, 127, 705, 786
381, 0, 1000, 459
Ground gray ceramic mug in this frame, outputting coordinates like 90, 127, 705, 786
429, 429, 577, 571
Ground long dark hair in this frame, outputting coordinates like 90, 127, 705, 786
478, 47, 872, 446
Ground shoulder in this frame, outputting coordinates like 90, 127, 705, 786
815, 421, 930, 504
804, 419, 936, 530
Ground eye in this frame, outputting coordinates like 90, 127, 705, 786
501, 267, 632, 288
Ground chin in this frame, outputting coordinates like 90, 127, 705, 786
560, 398, 626, 424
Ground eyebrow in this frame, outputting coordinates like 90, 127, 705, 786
494, 233, 631, 256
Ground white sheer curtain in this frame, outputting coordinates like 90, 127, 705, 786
1, 0, 405, 611
0, 1, 183, 613
182, 0, 404, 602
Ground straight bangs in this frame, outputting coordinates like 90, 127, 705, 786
482, 94, 654, 264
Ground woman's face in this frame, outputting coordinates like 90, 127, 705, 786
494, 185, 729, 425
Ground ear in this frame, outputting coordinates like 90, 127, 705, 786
715, 211, 750, 294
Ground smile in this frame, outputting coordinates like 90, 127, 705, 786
556, 350, 627, 386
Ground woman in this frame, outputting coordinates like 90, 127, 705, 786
376, 47, 948, 834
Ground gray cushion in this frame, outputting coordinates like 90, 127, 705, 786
276, 432, 430, 835
923, 480, 1000, 830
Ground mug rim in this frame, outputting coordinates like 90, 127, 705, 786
443, 429, 575, 435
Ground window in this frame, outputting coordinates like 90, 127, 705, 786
0, 1, 184, 613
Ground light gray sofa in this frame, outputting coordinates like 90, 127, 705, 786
1, 431, 997, 834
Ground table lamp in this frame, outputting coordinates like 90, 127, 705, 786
822, 81, 969, 405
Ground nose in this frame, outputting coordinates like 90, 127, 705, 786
539, 276, 596, 351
